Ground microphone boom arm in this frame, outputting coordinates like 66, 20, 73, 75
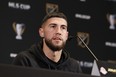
77, 35, 98, 61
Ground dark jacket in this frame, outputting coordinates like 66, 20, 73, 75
12, 41, 82, 73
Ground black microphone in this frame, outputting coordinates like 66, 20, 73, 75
68, 35, 98, 61
68, 36, 75, 41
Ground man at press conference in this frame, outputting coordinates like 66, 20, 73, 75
12, 12, 82, 73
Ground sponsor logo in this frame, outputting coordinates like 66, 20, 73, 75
8, 2, 31, 10
77, 32, 89, 48
100, 67, 116, 75
105, 41, 116, 47
46, 3, 58, 15
80, 61, 93, 68
108, 68, 116, 73
100, 67, 108, 75
75, 13, 91, 20
10, 53, 17, 58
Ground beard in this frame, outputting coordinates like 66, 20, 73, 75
45, 38, 66, 52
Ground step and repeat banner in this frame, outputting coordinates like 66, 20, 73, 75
0, 0, 116, 74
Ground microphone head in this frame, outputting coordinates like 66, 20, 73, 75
68, 36, 74, 41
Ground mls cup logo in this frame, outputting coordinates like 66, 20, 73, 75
46, 3, 58, 15
77, 32, 89, 48
12, 22, 25, 40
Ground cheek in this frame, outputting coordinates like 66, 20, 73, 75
65, 32, 68, 40
63, 32, 68, 40
44, 31, 53, 39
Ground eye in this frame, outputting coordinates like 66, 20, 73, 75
51, 25, 56, 28
49, 23, 57, 28
61, 25, 67, 30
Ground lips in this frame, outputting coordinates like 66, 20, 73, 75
53, 37, 61, 40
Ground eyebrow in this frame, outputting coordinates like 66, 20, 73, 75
49, 23, 67, 27
49, 23, 57, 26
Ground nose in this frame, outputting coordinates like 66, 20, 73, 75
55, 27, 62, 35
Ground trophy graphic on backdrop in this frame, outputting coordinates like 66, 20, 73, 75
107, 14, 116, 30
12, 22, 25, 40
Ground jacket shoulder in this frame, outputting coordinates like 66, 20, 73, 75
12, 50, 35, 66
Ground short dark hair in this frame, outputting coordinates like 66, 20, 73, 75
42, 12, 67, 24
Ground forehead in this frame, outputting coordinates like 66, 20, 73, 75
45, 17, 67, 25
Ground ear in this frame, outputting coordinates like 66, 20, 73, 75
39, 28, 44, 38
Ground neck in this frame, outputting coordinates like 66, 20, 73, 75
43, 41, 62, 63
